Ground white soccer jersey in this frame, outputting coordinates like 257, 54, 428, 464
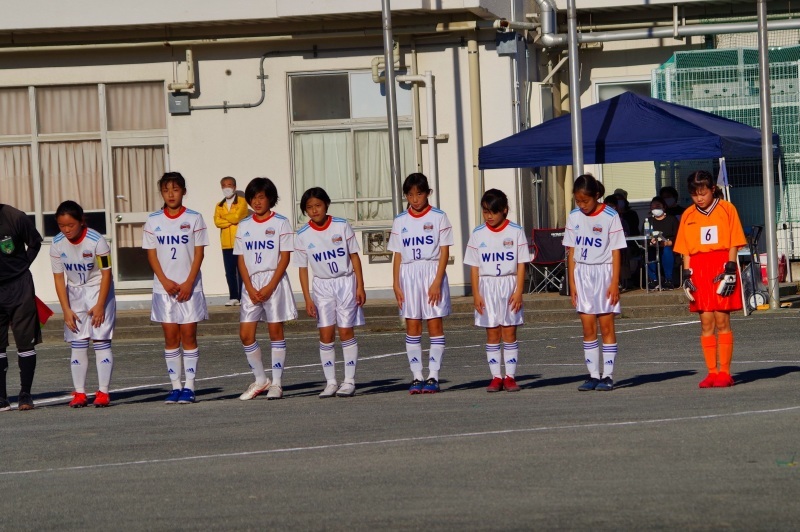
387, 206, 454, 263
233, 212, 294, 275
293, 216, 360, 279
50, 228, 111, 287
142, 207, 209, 294
562, 205, 627, 265
464, 220, 531, 277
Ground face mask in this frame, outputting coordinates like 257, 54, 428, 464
222, 188, 235, 199
651, 208, 664, 217
664, 197, 676, 207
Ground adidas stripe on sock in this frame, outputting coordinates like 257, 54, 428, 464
271, 340, 286, 387
601, 343, 617, 379
342, 338, 358, 384
503, 341, 519, 378
70, 340, 90, 394
244, 342, 268, 386
486, 343, 501, 378
405, 335, 423, 381
428, 336, 445, 381
583, 339, 600, 379
93, 340, 114, 393
164, 348, 182, 390
183, 348, 199, 391
319, 342, 336, 384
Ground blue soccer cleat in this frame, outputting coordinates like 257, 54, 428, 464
164, 389, 182, 404
422, 378, 440, 394
409, 379, 424, 395
177, 388, 196, 404
595, 377, 614, 391
578, 378, 600, 391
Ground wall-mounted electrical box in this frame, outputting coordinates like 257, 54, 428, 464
168, 93, 191, 115
361, 230, 392, 264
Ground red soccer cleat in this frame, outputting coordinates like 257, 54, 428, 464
503, 376, 521, 392
69, 392, 88, 408
698, 373, 717, 388
486, 377, 504, 393
93, 390, 110, 407
713, 372, 734, 388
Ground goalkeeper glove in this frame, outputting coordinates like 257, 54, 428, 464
713, 261, 738, 297
682, 269, 697, 302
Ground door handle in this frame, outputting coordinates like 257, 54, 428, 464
116, 215, 123, 222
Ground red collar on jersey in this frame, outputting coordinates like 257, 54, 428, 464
407, 205, 432, 218
308, 215, 332, 231
164, 206, 186, 219
584, 204, 606, 217
68, 227, 88, 245
253, 211, 275, 224
485, 219, 510, 233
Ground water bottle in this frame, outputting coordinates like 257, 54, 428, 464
643, 218, 651, 237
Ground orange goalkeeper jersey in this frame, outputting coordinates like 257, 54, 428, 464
673, 198, 747, 256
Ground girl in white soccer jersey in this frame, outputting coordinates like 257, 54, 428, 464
50, 201, 115, 408
294, 187, 366, 398
389, 173, 453, 394
142, 172, 209, 405
563, 174, 627, 392
464, 189, 530, 393
235, 177, 297, 401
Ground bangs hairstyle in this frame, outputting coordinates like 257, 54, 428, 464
55, 200, 85, 223
481, 188, 509, 213
244, 177, 279, 208
687, 170, 723, 198
650, 196, 666, 209
572, 173, 605, 199
158, 171, 186, 191
300, 187, 331, 214
402, 173, 432, 195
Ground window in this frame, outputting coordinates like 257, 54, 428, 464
0, 82, 166, 237
289, 71, 414, 225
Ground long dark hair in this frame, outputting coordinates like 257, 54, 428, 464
572, 174, 605, 199
299, 187, 331, 214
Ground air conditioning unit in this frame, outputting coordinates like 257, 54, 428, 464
362, 230, 393, 263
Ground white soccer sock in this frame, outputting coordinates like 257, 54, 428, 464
503, 341, 519, 378
583, 339, 600, 379
428, 336, 445, 381
244, 342, 268, 386
405, 335, 424, 381
486, 343, 502, 378
270, 340, 286, 387
164, 348, 182, 389
93, 340, 113, 393
602, 343, 618, 379
342, 338, 358, 384
183, 348, 199, 391
70, 340, 90, 394
319, 342, 336, 384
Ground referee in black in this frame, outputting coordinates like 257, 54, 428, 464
0, 203, 43, 411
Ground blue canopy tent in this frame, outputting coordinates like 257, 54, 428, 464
478, 92, 780, 169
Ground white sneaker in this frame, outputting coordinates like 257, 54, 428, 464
319, 382, 338, 399
335, 382, 356, 397
266, 384, 283, 400
225, 299, 240, 306
239, 380, 271, 400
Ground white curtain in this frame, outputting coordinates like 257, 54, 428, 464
0, 145, 34, 211
0, 88, 31, 136
36, 85, 99, 134
293, 131, 354, 222
113, 146, 165, 247
39, 141, 104, 211
107, 82, 166, 131
354, 129, 413, 221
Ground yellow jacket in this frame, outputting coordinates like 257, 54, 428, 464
214, 196, 250, 249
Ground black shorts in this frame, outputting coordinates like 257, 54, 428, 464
0, 271, 42, 352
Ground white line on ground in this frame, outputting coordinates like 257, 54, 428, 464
2, 404, 798, 477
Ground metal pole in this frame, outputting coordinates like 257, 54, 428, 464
757, 0, 780, 309
566, 0, 584, 177
511, 0, 525, 230
381, 0, 403, 216
468, 34, 484, 226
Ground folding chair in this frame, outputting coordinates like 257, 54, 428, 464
528, 228, 567, 293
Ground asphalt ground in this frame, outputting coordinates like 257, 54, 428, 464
2, 313, 800, 530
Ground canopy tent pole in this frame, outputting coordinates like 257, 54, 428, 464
566, 0, 584, 178
717, 157, 730, 201
757, 0, 780, 310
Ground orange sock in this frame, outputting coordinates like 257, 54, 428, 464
700, 335, 718, 374
718, 331, 733, 375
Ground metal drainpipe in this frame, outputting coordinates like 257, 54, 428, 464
468, 33, 484, 226
396, 72, 438, 207
381, 0, 403, 217
190, 52, 268, 111
410, 40, 425, 175
511, 0, 526, 231
566, 0, 583, 178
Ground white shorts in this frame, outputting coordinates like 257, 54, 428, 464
474, 276, 523, 328
574, 262, 621, 315
312, 274, 365, 329
151, 291, 209, 324
399, 261, 451, 320
240, 271, 298, 323
64, 283, 116, 342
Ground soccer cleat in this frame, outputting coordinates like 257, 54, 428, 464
17, 391, 34, 411
698, 373, 717, 388
164, 389, 182, 404
177, 388, 196, 404
503, 376, 521, 392
319, 382, 338, 399
239, 380, 271, 401
486, 377, 504, 393
578, 378, 600, 391
595, 377, 614, 391
335, 382, 356, 397
713, 372, 734, 388
69, 392, 88, 408
408, 379, 424, 395
422, 378, 440, 394
0, 397, 11, 412
266, 384, 283, 400
93, 391, 110, 407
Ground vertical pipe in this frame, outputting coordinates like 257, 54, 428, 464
757, 0, 779, 309
511, 0, 526, 230
424, 72, 439, 206
566, 0, 584, 177
410, 41, 424, 174
468, 33, 484, 225
381, 0, 403, 215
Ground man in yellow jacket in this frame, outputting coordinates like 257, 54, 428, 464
214, 176, 250, 306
